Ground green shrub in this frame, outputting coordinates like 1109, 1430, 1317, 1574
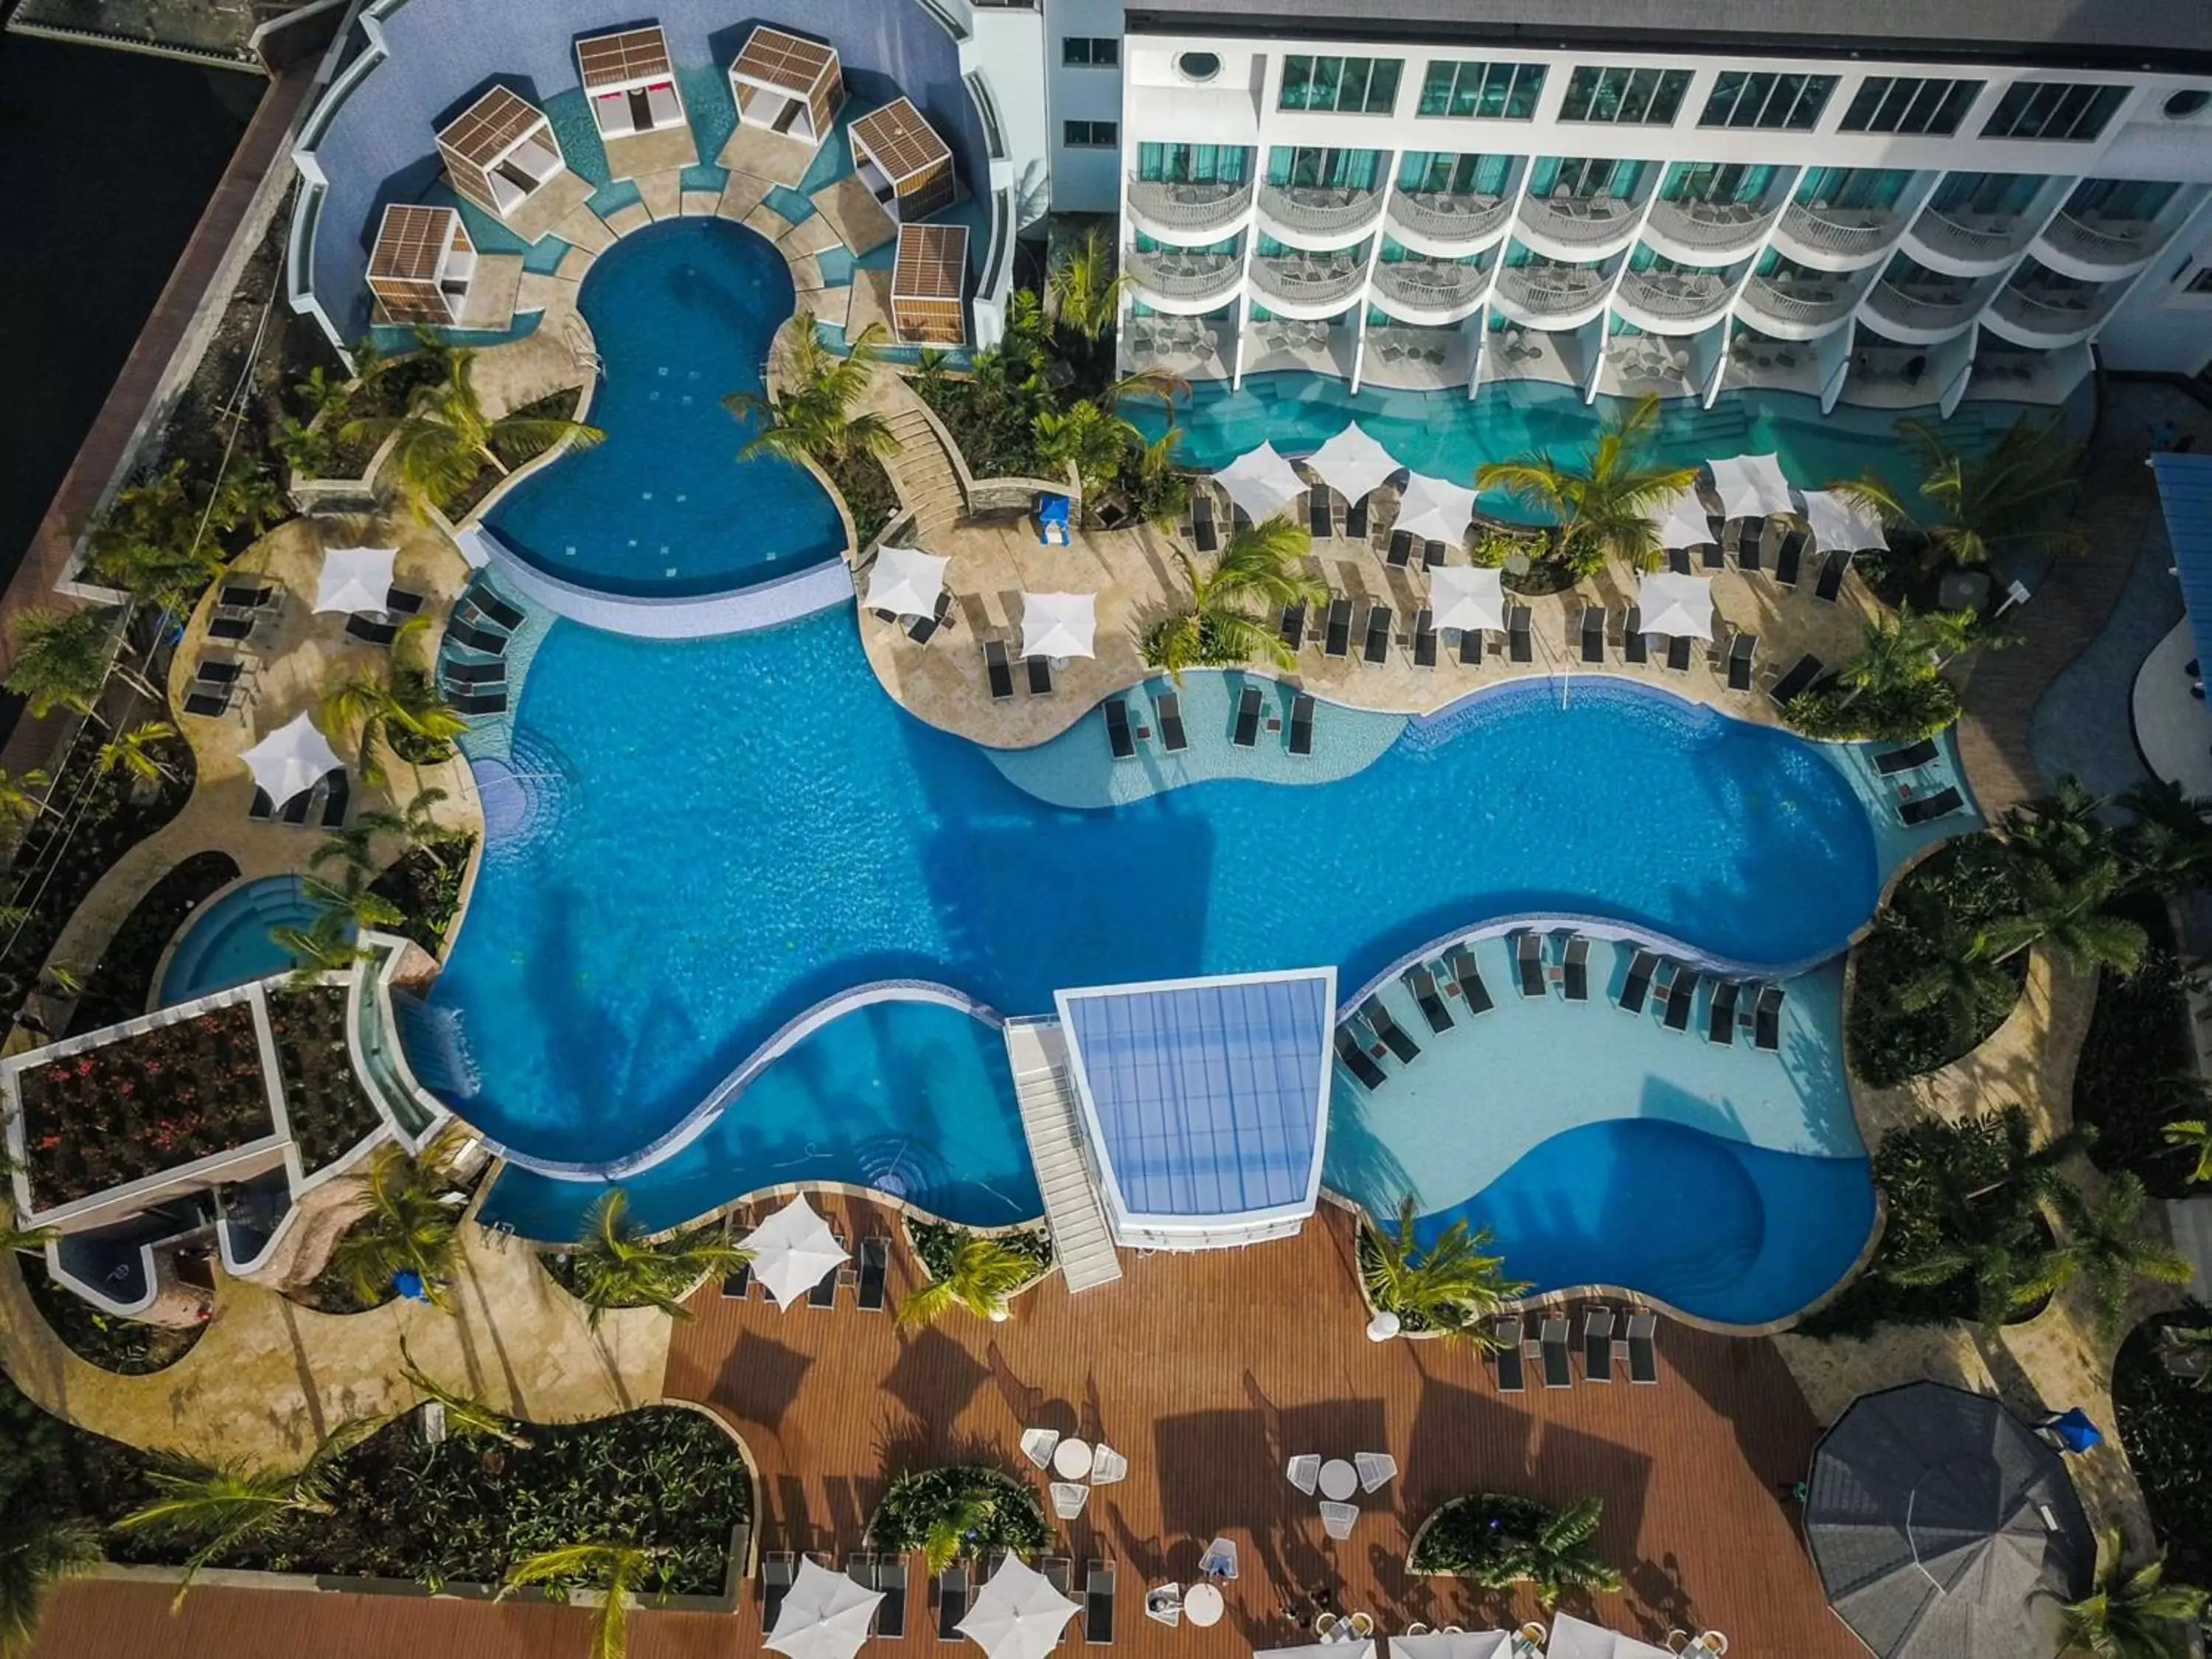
868, 1466, 1051, 1570
2077, 897, 2200, 1199
1785, 673, 1961, 742
908, 1220, 1052, 1282
2112, 1310, 2212, 1584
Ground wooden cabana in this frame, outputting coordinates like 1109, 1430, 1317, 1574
890, 223, 969, 345
576, 24, 685, 140
437, 86, 567, 220
366, 204, 477, 327
729, 25, 843, 148
849, 97, 954, 222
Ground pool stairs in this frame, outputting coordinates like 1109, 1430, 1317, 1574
1002, 1019, 1123, 1292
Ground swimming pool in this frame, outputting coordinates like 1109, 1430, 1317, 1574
159, 875, 331, 1005
483, 218, 846, 598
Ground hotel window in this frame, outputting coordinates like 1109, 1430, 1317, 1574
1795, 167, 1912, 211
1661, 161, 1775, 205
1700, 71, 1836, 131
1397, 151, 1512, 198
1840, 76, 1983, 135
2064, 178, 2179, 221
1528, 156, 1645, 201
1279, 55, 1402, 115
1061, 36, 1119, 67
1559, 65, 1691, 125
1417, 59, 1545, 119
1136, 143, 1250, 184
1981, 80, 2128, 142
1266, 147, 1382, 191
1928, 171, 2048, 219
1063, 119, 1117, 148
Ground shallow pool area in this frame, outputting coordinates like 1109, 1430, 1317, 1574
159, 876, 329, 1005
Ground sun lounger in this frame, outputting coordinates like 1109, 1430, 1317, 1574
444, 659, 504, 688
1815, 548, 1851, 602
469, 588, 526, 630
1288, 694, 1315, 756
1618, 948, 1659, 1014
878, 1556, 911, 1637
194, 657, 249, 686
1514, 931, 1545, 998
1701, 539, 1725, 571
248, 786, 273, 821
1624, 1310, 1660, 1383
1540, 1315, 1571, 1388
280, 788, 313, 826
983, 639, 1015, 701
857, 1236, 891, 1312
1662, 968, 1697, 1031
1042, 1558, 1073, 1597
1280, 602, 1307, 651
908, 590, 954, 644
1335, 1026, 1387, 1090
1360, 995, 1420, 1063
1899, 785, 1964, 826
1622, 605, 1649, 665
1579, 607, 1605, 664
1346, 495, 1371, 540
1735, 522, 1764, 574
319, 771, 350, 828
1874, 737, 1941, 775
1026, 655, 1054, 695
1775, 529, 1806, 588
1085, 1562, 1115, 1645
452, 689, 509, 716
218, 582, 274, 611
1308, 488, 1336, 539
1560, 935, 1590, 1001
808, 1231, 845, 1307
1323, 597, 1353, 658
386, 587, 425, 616
1770, 653, 1823, 706
1583, 1307, 1614, 1381
1506, 605, 1533, 662
1726, 631, 1756, 692
723, 1255, 752, 1298
1753, 983, 1784, 1051
1423, 539, 1446, 570
1493, 1318, 1526, 1392
1385, 529, 1415, 568
762, 1553, 796, 1631
346, 614, 400, 647
1156, 692, 1188, 752
1189, 495, 1219, 554
1404, 963, 1453, 1034
1708, 978, 1739, 1045
1444, 943, 1494, 1015
207, 613, 255, 642
1232, 686, 1262, 748
1363, 604, 1392, 664
937, 1565, 970, 1639
1458, 624, 1484, 665
1668, 546, 1694, 576
1664, 634, 1694, 672
1105, 698, 1135, 759
1413, 607, 1437, 667
448, 619, 508, 655
184, 687, 232, 718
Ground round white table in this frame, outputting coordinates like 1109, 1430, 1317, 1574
1318, 1458, 1358, 1501
1054, 1437, 1095, 1480
1183, 1584, 1223, 1627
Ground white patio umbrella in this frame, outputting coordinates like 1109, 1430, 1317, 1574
1637, 571, 1716, 640
1020, 591, 1096, 661
1213, 441, 1307, 523
1259, 1642, 1374, 1659
1388, 1632, 1510, 1659
863, 546, 949, 619
1427, 566, 1506, 635
1646, 486, 1718, 550
1706, 453, 1795, 521
1304, 422, 1402, 506
313, 545, 399, 615
240, 712, 341, 807
1394, 473, 1478, 544
1543, 1613, 1674, 1659
956, 1557, 1082, 1659
766, 1557, 885, 1659
737, 1194, 850, 1310
1798, 488, 1891, 554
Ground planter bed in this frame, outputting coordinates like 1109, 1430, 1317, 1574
438, 389, 589, 523
265, 985, 381, 1177
2112, 1312, 2212, 1583
1407, 1492, 1553, 1579
18, 1253, 206, 1375
914, 378, 1055, 482
369, 833, 476, 954
907, 1217, 1053, 1283
830, 451, 898, 549
2077, 897, 2197, 1198
66, 852, 239, 1035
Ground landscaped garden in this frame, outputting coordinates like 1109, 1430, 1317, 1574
2113, 1308, 2212, 1585
17, 1253, 207, 1375
538, 1190, 749, 1323
867, 1464, 1051, 1570
731, 310, 902, 547
265, 985, 383, 1175
1357, 1197, 1527, 1342
62, 851, 238, 1035
900, 1220, 1053, 1326
1408, 1492, 1621, 1610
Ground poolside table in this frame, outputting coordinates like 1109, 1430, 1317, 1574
1318, 1458, 1358, 1501
1183, 1584, 1224, 1627
1054, 1438, 1095, 1480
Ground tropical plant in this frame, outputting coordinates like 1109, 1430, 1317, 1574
1360, 1196, 1529, 1343
0, 1514, 100, 1657
2155, 1314, 2212, 1390
398, 1339, 532, 1447
0, 768, 51, 827
1889, 895, 2021, 1046
1033, 400, 1137, 501
1980, 856, 2148, 975
343, 349, 602, 516
304, 863, 407, 936
203, 453, 285, 540
95, 719, 178, 785
726, 315, 897, 470
565, 1190, 750, 1326
1840, 411, 2089, 578
1142, 516, 1324, 680
356, 785, 455, 868
82, 460, 229, 610
2050, 1173, 2196, 1338
1121, 426, 1191, 527
2118, 778, 2212, 895
0, 1220, 58, 1256
2163, 1116, 2212, 1187
2058, 1530, 2208, 1659
1044, 225, 1130, 344
1474, 393, 1696, 574
502, 1543, 669, 1659
4, 607, 120, 719
869, 1467, 1052, 1573
268, 905, 374, 983
1410, 1493, 1621, 1608
896, 1232, 1037, 1328
324, 1138, 465, 1310
320, 622, 467, 787
272, 416, 339, 479
294, 366, 352, 417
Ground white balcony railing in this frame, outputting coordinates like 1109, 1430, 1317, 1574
1251, 254, 1367, 307
2039, 211, 2155, 268
1644, 196, 1781, 251
1125, 248, 1242, 302
1257, 182, 1385, 237
1741, 275, 1856, 326
1991, 283, 2116, 336
1517, 192, 1638, 248
1910, 207, 2037, 263
1867, 279, 1984, 330
1385, 189, 1512, 244
1615, 268, 1728, 319
1494, 264, 1607, 315
1778, 202, 1900, 260
1125, 175, 1254, 234
1371, 259, 1489, 309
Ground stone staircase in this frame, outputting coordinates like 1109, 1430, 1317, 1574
872, 383, 968, 544
1002, 1020, 1122, 1292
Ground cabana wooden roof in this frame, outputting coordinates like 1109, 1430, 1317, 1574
437, 86, 545, 167
731, 25, 837, 97
893, 223, 967, 299
576, 25, 672, 91
368, 204, 462, 283
849, 97, 950, 184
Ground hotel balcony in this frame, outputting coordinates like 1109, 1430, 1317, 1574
1516, 192, 1644, 260
1723, 330, 1826, 400
1860, 274, 1999, 343
1903, 205, 2045, 273
1770, 202, 1905, 270
1242, 313, 1358, 382
1124, 176, 1255, 242
1983, 280, 2124, 349
1121, 312, 1234, 383
1642, 196, 1782, 262
1492, 262, 1611, 327
1250, 251, 1368, 316
1612, 266, 1733, 333
1597, 330, 1708, 402
1255, 181, 1385, 249
1384, 189, 1514, 255
1962, 343, 2093, 406
1124, 247, 1244, 311
1369, 257, 1490, 323
1736, 274, 1859, 340
1360, 324, 1474, 392
2034, 208, 2178, 282
1483, 321, 1593, 392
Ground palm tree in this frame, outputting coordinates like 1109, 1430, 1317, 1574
2119, 777, 2212, 894
1045, 225, 1130, 344
324, 1139, 465, 1310
1841, 411, 2089, 578
1891, 905, 2020, 1045
2163, 1115, 2212, 1186
1982, 857, 2148, 975
726, 316, 897, 470
0, 768, 51, 827
355, 785, 454, 869
0, 1514, 100, 1657
2059, 1531, 2208, 1659
397, 1339, 532, 1447
1880, 1107, 2079, 1331
1033, 400, 1138, 503
502, 1543, 667, 1659
95, 718, 178, 785
344, 349, 602, 516
1474, 393, 1696, 574
898, 1233, 1039, 1328
4, 607, 122, 718
1502, 1497, 1623, 1610
2006, 776, 2115, 882
321, 627, 467, 788
1362, 1197, 1530, 1343
1142, 516, 1326, 681
268, 906, 375, 983
565, 1190, 750, 1326
2050, 1173, 2195, 1338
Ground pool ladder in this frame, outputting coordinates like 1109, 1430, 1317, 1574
563, 314, 606, 379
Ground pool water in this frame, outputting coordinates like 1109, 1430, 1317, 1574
159, 875, 330, 1005
484, 218, 846, 597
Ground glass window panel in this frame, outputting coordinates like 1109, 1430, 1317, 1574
1895, 80, 1943, 133
2047, 83, 2094, 136
1311, 57, 1344, 109
1475, 63, 1508, 118
1418, 62, 1453, 116
2080, 85, 2126, 140
1366, 59, 1401, 114
1842, 77, 1888, 131
1507, 64, 1545, 118
1729, 72, 1774, 128
1561, 66, 1599, 120
1652, 70, 1690, 124
2019, 83, 2067, 136
1279, 57, 1312, 111
1933, 80, 1982, 134
1702, 70, 1745, 126
1766, 74, 1805, 128
1616, 67, 1655, 123
1789, 77, 1834, 128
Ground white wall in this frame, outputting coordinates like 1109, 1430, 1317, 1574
2102, 198, 2212, 375
1045, 0, 1127, 212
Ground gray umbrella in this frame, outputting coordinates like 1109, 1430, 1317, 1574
1804, 1381, 2095, 1659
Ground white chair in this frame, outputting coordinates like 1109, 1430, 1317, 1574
1050, 1481, 1091, 1519
1315, 1614, 1341, 1640
1286, 1455, 1321, 1495
1090, 1444, 1128, 1485
1405, 1624, 1431, 1637
1349, 1613, 1376, 1638
1319, 1501, 1358, 1540
1020, 1427, 1061, 1470
1145, 1586, 1183, 1626
1354, 1453, 1397, 1493
1198, 1537, 1238, 1579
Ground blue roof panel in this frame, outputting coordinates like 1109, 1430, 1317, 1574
2153, 452, 2212, 678
1062, 973, 1333, 1220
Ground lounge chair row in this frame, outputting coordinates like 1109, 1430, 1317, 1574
723, 1228, 892, 1311
1335, 944, 1494, 1090
1285, 597, 1537, 668
762, 1552, 1116, 1643
248, 767, 349, 829
1618, 949, 1787, 1049
1669, 523, 1854, 604
983, 639, 1063, 700
1492, 1305, 1660, 1391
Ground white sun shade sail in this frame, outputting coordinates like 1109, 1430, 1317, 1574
1388, 1632, 1511, 1659
1427, 566, 1506, 634
1707, 453, 1795, 521
1799, 488, 1891, 554
1020, 591, 1096, 660
956, 1557, 1083, 1659
1543, 1613, 1675, 1659
1303, 423, 1402, 505
1214, 441, 1307, 523
313, 546, 399, 615
240, 712, 342, 805
1394, 473, 1478, 544
766, 1557, 885, 1659
863, 546, 949, 619
1638, 571, 1717, 640
737, 1193, 850, 1308
1646, 486, 1719, 550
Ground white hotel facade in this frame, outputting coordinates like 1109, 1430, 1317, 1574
1025, 0, 2212, 414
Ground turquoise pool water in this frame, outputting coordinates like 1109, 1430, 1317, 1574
159, 876, 330, 1004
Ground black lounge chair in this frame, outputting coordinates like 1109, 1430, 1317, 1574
1444, 943, 1494, 1015
208, 613, 255, 642
1770, 653, 1823, 706
1875, 737, 1940, 775
385, 586, 425, 616
1189, 494, 1220, 554
1288, 693, 1315, 756
1700, 539, 1725, 571
1026, 654, 1054, 695
1583, 1307, 1614, 1381
1540, 1315, 1572, 1388
453, 689, 509, 716
1735, 522, 1765, 574
1618, 949, 1659, 1015
907, 590, 953, 644
1725, 631, 1756, 692
470, 587, 526, 630
1423, 539, 1445, 570
1363, 604, 1393, 664
248, 786, 273, 821
279, 789, 313, 826
1359, 995, 1420, 1063
857, 1235, 891, 1312
1156, 692, 1188, 753
723, 1256, 752, 1298
1335, 1026, 1387, 1090
1231, 503, 1253, 534
1775, 529, 1806, 588
1624, 1310, 1660, 1384
1323, 597, 1353, 658
1280, 602, 1307, 652
218, 582, 274, 611
1579, 606, 1604, 664
1708, 978, 1739, 1045
1514, 931, 1545, 998
1346, 495, 1371, 540
1385, 529, 1416, 568
1308, 487, 1336, 539
1084, 1562, 1115, 1645
1899, 785, 1964, 826
937, 1565, 970, 1640
984, 640, 1015, 701
877, 1557, 909, 1637
195, 657, 248, 686
1622, 605, 1649, 665
1668, 546, 1694, 576
1492, 1318, 1526, 1392
761, 1553, 796, 1632
1042, 1558, 1072, 1598
319, 771, 350, 829
1232, 686, 1262, 748
1754, 984, 1784, 1051
1507, 605, 1532, 662
1560, 935, 1589, 1001
1662, 968, 1697, 1032
347, 614, 400, 646
1815, 548, 1852, 602
448, 619, 509, 655
807, 1231, 845, 1307
184, 687, 231, 718
445, 659, 504, 688
1458, 624, 1484, 666
1413, 607, 1437, 667
1664, 634, 1694, 673
1404, 963, 1453, 1034
1104, 698, 1135, 759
